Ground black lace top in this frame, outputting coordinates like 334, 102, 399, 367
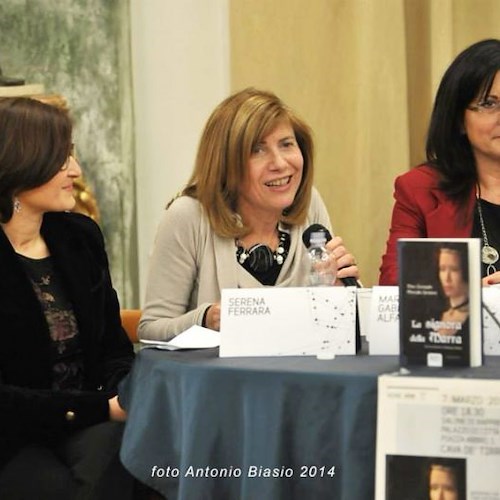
19, 255, 84, 391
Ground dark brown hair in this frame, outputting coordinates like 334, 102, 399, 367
0, 97, 73, 222
426, 39, 500, 208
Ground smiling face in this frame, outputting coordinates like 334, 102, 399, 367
237, 121, 304, 222
464, 70, 500, 168
16, 155, 82, 216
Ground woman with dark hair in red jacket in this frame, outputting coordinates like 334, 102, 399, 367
380, 39, 500, 287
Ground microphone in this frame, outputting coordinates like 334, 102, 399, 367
302, 224, 359, 287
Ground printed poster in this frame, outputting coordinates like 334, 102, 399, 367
376, 375, 500, 499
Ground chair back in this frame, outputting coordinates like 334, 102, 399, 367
120, 309, 141, 343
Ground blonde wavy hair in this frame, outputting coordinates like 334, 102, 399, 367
181, 88, 314, 238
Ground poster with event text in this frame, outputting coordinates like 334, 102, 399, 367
376, 375, 500, 500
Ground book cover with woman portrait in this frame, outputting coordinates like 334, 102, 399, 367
385, 455, 466, 500
398, 238, 482, 367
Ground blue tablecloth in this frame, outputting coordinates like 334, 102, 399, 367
118, 349, 500, 499
119, 348, 401, 499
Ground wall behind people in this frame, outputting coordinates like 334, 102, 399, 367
130, 0, 230, 300
230, 0, 500, 287
2, 1, 499, 305
0, 0, 138, 306
130, 0, 500, 296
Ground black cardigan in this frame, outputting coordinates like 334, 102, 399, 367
0, 212, 134, 469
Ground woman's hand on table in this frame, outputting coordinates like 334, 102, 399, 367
204, 303, 221, 331
483, 271, 500, 287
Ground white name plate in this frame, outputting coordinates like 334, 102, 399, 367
220, 286, 356, 357
482, 286, 500, 355
368, 286, 400, 355
356, 288, 373, 338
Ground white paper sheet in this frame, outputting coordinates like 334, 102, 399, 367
356, 288, 372, 338
140, 325, 220, 350
482, 286, 500, 355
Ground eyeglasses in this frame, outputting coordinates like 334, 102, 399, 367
468, 98, 500, 114
60, 143, 76, 171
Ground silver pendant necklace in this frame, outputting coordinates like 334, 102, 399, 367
476, 186, 499, 275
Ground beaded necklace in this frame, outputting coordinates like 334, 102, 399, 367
236, 230, 288, 273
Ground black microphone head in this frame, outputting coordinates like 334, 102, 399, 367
302, 224, 332, 248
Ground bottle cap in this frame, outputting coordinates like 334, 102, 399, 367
309, 231, 327, 247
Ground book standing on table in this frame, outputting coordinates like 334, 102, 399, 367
398, 238, 482, 367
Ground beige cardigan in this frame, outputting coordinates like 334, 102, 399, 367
139, 188, 332, 341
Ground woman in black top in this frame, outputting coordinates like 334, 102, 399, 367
0, 97, 136, 499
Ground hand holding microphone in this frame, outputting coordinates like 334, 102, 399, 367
326, 237, 360, 285
302, 224, 360, 287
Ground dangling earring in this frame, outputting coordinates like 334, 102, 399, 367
13, 197, 21, 213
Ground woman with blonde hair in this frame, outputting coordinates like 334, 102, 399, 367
140, 87, 359, 340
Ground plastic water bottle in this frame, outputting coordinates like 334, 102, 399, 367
307, 232, 337, 360
308, 231, 336, 286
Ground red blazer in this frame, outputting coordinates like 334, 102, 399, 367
379, 165, 476, 285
